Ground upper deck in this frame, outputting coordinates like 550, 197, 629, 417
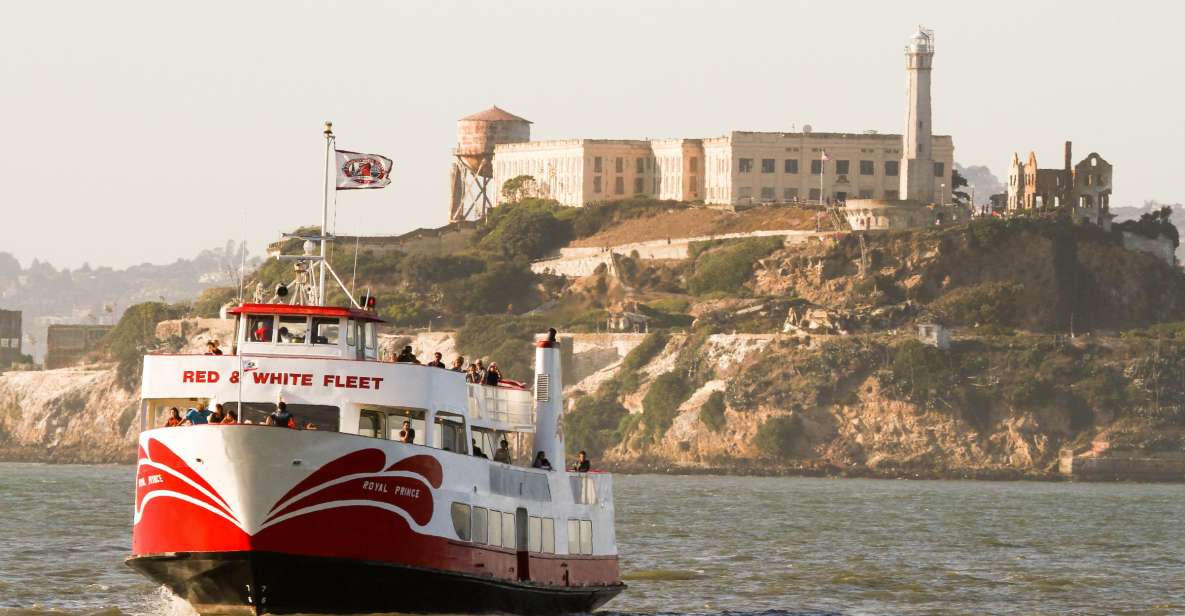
229, 303, 386, 360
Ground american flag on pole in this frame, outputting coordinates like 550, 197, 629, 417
820, 150, 832, 161
335, 150, 393, 190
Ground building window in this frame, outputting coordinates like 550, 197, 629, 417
859, 189, 874, 199
809, 188, 821, 201
885, 160, 900, 176
810, 160, 822, 175
689, 156, 699, 172
636, 158, 644, 174
933, 162, 945, 177
760, 187, 775, 200
593, 176, 602, 193
593, 157, 602, 173
614, 177, 625, 195
634, 177, 644, 194
859, 160, 874, 175
761, 159, 775, 173
739, 158, 753, 173
738, 186, 752, 199
835, 160, 850, 175
835, 191, 847, 202
783, 187, 798, 201
615, 157, 623, 173
784, 159, 799, 174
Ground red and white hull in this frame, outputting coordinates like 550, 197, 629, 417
128, 425, 622, 614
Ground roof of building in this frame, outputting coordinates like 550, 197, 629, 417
460, 106, 532, 124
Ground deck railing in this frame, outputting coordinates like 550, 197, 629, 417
467, 384, 535, 429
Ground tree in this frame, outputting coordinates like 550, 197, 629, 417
1116, 205, 1180, 249
500, 175, 539, 202
951, 168, 971, 206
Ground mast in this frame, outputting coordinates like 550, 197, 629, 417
320, 121, 334, 306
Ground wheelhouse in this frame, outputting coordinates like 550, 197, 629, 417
229, 303, 383, 359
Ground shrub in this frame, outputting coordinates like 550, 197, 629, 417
619, 331, 669, 392
641, 371, 692, 438
565, 394, 630, 458
687, 237, 783, 296
103, 301, 188, 390
400, 254, 484, 290
455, 314, 548, 380
699, 391, 726, 432
442, 262, 538, 315
191, 286, 237, 318
477, 200, 571, 261
754, 415, 803, 458
931, 282, 1022, 326
883, 340, 962, 408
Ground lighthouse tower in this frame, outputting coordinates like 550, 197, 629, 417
900, 27, 936, 204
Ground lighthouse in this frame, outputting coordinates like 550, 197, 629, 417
900, 27, 936, 204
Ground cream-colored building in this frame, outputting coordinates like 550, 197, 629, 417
491, 131, 953, 207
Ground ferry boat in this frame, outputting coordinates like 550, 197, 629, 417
125, 241, 624, 613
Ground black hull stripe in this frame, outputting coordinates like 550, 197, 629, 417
127, 551, 625, 615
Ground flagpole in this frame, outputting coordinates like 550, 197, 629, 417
320, 121, 334, 306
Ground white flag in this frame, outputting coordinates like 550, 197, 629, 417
335, 150, 393, 190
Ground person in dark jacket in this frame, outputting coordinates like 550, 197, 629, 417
426, 352, 446, 368
532, 451, 553, 471
395, 345, 419, 363
483, 362, 501, 386
573, 450, 591, 472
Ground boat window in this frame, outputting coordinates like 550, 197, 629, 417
384, 408, 426, 445
567, 520, 579, 554
247, 315, 274, 342
541, 517, 555, 554
219, 403, 339, 430
487, 509, 503, 547
472, 427, 500, 459
358, 410, 384, 438
346, 319, 356, 347
432, 412, 467, 453
277, 316, 308, 344
311, 317, 340, 345
579, 520, 593, 555
501, 511, 515, 549
364, 322, 376, 351
528, 516, 542, 553
451, 503, 471, 541
472, 507, 488, 545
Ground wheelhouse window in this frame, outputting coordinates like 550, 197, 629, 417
312, 317, 340, 345
346, 319, 356, 346
247, 315, 274, 342
364, 322, 376, 351
277, 316, 308, 344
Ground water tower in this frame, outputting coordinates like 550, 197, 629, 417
448, 106, 531, 222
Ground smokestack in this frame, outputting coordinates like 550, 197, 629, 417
1064, 141, 1072, 172
532, 328, 565, 470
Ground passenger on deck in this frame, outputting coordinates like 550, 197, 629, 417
165, 407, 183, 427
474, 359, 486, 382
472, 439, 487, 458
396, 345, 420, 364
483, 362, 501, 387
398, 420, 415, 443
209, 404, 226, 424
573, 450, 591, 472
466, 363, 482, 384
266, 402, 293, 428
426, 352, 445, 368
493, 438, 511, 463
221, 410, 238, 424
451, 356, 465, 372
532, 451, 553, 471
183, 406, 211, 425
205, 340, 223, 355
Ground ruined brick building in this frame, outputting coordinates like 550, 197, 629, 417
1006, 141, 1113, 227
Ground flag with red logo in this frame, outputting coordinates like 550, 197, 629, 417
820, 150, 832, 162
335, 150, 393, 190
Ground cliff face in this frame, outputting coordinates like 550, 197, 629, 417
0, 365, 138, 463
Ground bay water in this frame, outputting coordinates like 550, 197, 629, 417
1, 463, 1182, 615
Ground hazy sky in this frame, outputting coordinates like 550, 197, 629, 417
3, 1, 1182, 269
